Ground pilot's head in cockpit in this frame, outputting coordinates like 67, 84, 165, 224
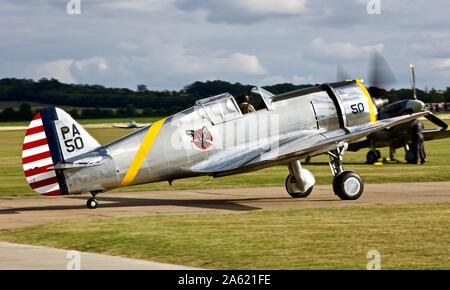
238, 94, 256, 114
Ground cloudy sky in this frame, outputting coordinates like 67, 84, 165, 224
1, 0, 450, 90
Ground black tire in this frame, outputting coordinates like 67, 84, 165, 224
285, 175, 313, 198
366, 150, 380, 164
333, 171, 364, 200
375, 150, 381, 159
405, 150, 416, 164
86, 198, 98, 209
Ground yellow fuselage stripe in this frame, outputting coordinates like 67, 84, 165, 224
120, 118, 167, 187
356, 79, 377, 123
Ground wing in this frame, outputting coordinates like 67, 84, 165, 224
191, 111, 429, 176
423, 128, 450, 141
347, 138, 370, 152
113, 125, 130, 128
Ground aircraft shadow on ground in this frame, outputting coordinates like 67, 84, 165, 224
0, 196, 262, 214
0, 195, 339, 215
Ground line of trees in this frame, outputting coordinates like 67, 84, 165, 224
67, 105, 170, 119
0, 78, 449, 121
0, 103, 170, 121
0, 103, 34, 121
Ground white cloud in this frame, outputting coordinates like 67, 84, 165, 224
5, 0, 180, 13
29, 59, 76, 83
28, 57, 109, 84
177, 0, 308, 24
120, 37, 267, 79
230, 0, 307, 15
258, 75, 314, 86
118, 41, 142, 53
432, 59, 450, 70
305, 38, 384, 63
72, 57, 108, 72
226, 53, 267, 75
25, 47, 266, 89
161, 50, 267, 76
93, 0, 179, 12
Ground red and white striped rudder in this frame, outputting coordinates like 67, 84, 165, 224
22, 112, 62, 195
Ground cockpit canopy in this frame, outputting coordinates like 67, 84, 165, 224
195, 93, 242, 125
251, 86, 275, 109
194, 87, 275, 125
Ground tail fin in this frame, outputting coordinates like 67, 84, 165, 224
22, 107, 100, 195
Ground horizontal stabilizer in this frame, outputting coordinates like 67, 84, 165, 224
50, 157, 103, 170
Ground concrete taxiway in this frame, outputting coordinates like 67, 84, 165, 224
0, 241, 198, 270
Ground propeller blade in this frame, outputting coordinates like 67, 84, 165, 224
425, 113, 448, 130
409, 64, 417, 99
368, 50, 397, 90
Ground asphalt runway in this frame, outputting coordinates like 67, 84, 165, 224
0, 182, 449, 230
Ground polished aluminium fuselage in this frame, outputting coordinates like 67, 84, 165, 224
63, 81, 376, 194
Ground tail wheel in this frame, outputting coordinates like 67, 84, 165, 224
285, 175, 313, 198
366, 150, 381, 164
333, 171, 364, 200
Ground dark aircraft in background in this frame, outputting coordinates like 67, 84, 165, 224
347, 64, 449, 164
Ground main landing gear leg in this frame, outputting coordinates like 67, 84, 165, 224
285, 160, 315, 198
329, 145, 364, 200
389, 147, 397, 162
87, 191, 100, 209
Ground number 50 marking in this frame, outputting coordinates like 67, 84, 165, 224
65, 137, 84, 152
351, 103, 365, 114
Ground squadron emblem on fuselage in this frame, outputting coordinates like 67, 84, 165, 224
186, 126, 213, 150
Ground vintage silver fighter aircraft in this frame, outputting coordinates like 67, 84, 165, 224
22, 79, 429, 208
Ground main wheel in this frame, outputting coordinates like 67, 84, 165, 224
333, 171, 364, 200
285, 174, 313, 198
366, 150, 381, 164
86, 198, 98, 209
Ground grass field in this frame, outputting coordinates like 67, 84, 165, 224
1, 123, 450, 196
0, 203, 448, 269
